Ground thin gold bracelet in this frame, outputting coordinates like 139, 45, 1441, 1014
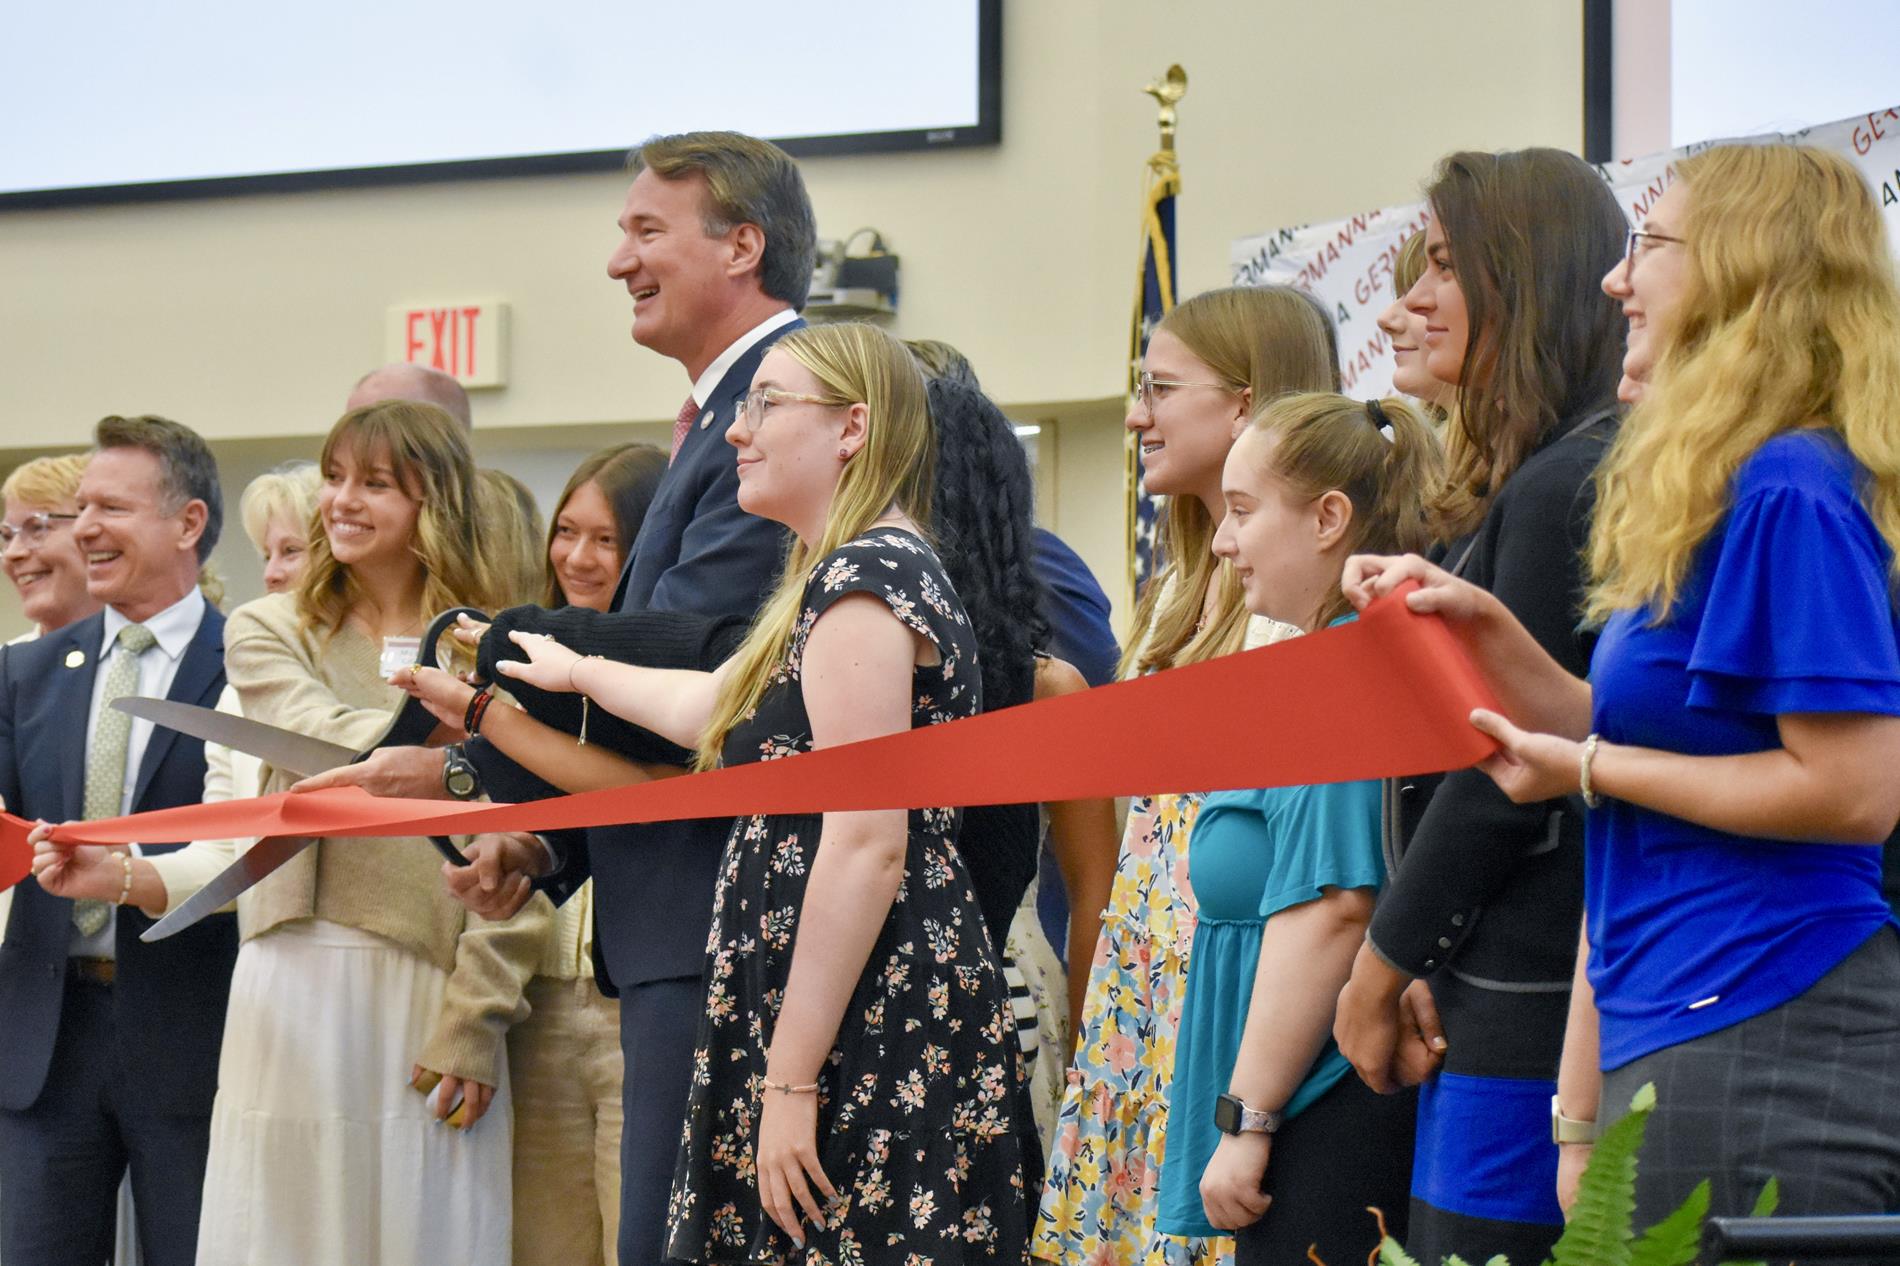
569, 655, 603, 746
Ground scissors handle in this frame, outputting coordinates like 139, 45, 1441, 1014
423, 607, 491, 868
430, 836, 470, 868
357, 605, 492, 867
424, 606, 493, 671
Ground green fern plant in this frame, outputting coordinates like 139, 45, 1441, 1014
1354, 1083, 1779, 1266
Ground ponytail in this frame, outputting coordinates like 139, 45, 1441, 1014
1358, 398, 1443, 556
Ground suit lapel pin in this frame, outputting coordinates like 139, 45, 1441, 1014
64, 649, 85, 668
699, 407, 713, 430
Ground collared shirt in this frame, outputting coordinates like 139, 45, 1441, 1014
72, 585, 207, 957
689, 307, 798, 409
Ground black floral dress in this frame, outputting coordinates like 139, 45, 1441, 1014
666, 528, 1032, 1266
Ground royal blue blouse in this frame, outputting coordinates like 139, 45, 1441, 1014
1587, 430, 1900, 1070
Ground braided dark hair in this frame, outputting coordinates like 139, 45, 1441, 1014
924, 377, 1050, 714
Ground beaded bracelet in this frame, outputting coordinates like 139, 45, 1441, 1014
113, 850, 134, 906
463, 685, 495, 737
762, 1077, 820, 1095
1579, 733, 1603, 809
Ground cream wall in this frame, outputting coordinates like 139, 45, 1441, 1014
0, 0, 1583, 641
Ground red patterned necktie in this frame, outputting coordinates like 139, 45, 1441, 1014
668, 394, 700, 465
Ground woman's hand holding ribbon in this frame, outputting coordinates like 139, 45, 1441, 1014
1343, 552, 1501, 627
1345, 549, 1594, 800
1469, 709, 1585, 804
1347, 551, 1596, 740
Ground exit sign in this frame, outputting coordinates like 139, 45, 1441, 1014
386, 301, 508, 388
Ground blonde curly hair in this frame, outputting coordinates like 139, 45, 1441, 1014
1587, 145, 1900, 622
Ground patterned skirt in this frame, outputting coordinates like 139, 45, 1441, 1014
1032, 794, 1231, 1266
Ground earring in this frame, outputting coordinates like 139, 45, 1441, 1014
838, 447, 850, 460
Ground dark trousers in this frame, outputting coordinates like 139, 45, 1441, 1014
617, 975, 705, 1266
1602, 924, 1900, 1251
0, 975, 210, 1266
1233, 1075, 1417, 1266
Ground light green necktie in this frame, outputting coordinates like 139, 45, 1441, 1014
73, 623, 158, 938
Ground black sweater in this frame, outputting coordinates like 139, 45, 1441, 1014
1367, 412, 1616, 1072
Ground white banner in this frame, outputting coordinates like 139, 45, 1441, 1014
1231, 104, 1900, 399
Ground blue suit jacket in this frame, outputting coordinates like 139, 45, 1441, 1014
613, 327, 798, 618
1031, 528, 1120, 688
478, 321, 798, 991
0, 606, 238, 1114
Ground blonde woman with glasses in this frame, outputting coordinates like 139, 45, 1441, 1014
495, 322, 1031, 1264
1035, 285, 1339, 1266
2, 453, 96, 640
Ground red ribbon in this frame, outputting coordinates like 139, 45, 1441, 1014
0, 584, 1496, 886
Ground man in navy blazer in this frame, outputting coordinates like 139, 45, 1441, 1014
333, 131, 812, 1265
477, 130, 809, 1266
0, 416, 237, 1266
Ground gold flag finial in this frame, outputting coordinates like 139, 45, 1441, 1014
1142, 65, 1188, 153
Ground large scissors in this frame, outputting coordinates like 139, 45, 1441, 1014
120, 607, 488, 941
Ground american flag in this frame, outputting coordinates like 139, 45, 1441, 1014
1126, 146, 1179, 607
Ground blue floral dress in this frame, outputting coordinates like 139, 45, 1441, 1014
666, 528, 1031, 1265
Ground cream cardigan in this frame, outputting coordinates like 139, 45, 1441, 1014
206, 591, 548, 1084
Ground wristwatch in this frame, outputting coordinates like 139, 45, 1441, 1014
442, 744, 482, 801
1550, 1094, 1598, 1145
1214, 1093, 1282, 1136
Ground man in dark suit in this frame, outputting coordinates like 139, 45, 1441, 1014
0, 415, 237, 1266
320, 131, 813, 1265
528, 135, 807, 1266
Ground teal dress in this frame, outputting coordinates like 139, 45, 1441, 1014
1155, 776, 1385, 1237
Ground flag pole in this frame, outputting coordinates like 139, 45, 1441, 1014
1125, 64, 1188, 618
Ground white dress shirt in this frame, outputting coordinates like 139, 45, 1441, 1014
689, 307, 799, 408
530, 307, 797, 882
72, 585, 207, 957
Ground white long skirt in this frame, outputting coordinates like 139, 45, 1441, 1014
195, 919, 512, 1266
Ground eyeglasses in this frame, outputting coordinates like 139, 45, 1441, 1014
0, 511, 78, 548
740, 386, 845, 428
1136, 371, 1233, 413
1625, 229, 1688, 267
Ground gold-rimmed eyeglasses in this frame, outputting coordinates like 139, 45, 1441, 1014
1136, 370, 1233, 413
740, 386, 846, 428
0, 511, 78, 548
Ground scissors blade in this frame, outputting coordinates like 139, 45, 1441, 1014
113, 697, 359, 777
116, 695, 473, 869
139, 834, 310, 942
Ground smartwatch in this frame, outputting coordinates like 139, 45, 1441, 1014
1550, 1095, 1598, 1145
1214, 1093, 1282, 1136
442, 744, 482, 801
